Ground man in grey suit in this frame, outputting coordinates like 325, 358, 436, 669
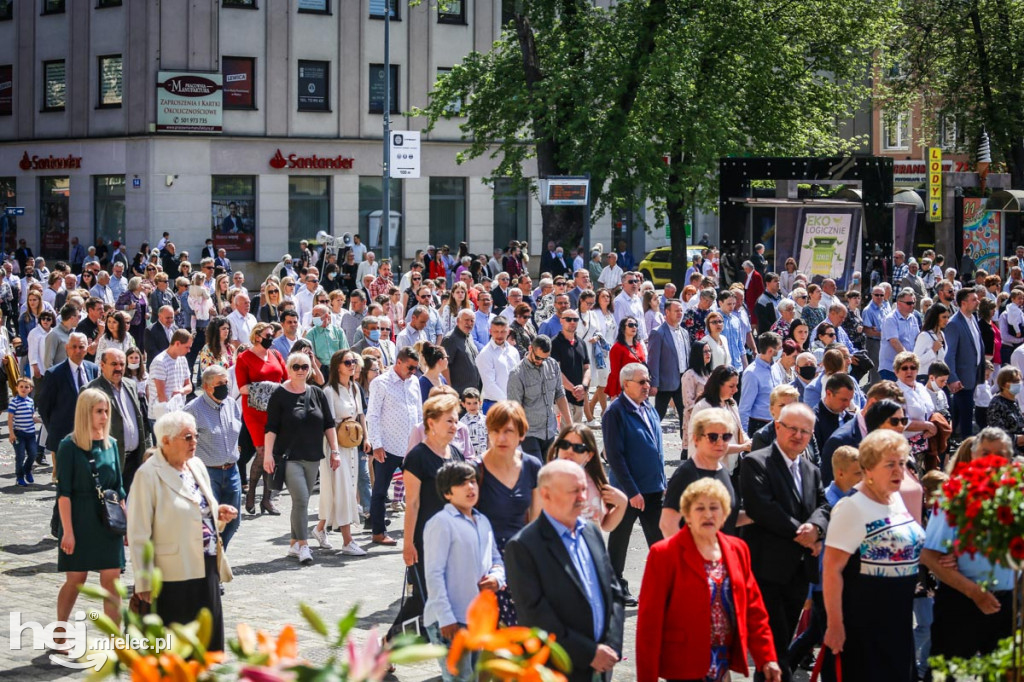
945, 287, 986, 438
88, 348, 151, 494
647, 299, 689, 421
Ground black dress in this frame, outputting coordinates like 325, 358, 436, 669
663, 459, 739, 535
987, 394, 1024, 455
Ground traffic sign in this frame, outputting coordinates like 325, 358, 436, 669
4, 207, 24, 216
389, 131, 420, 179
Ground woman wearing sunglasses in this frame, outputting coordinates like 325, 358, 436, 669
605, 316, 646, 399
258, 279, 282, 323
545, 423, 627, 533
688, 365, 751, 472
263, 352, 341, 566
893, 351, 939, 458
810, 322, 838, 364
660, 408, 744, 539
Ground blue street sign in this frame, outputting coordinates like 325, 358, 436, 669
4, 207, 24, 216
132, 178, 141, 188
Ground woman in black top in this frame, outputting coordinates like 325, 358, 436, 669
263, 352, 340, 566
988, 366, 1024, 456
322, 263, 341, 293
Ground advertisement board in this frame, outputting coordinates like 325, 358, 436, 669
156, 71, 223, 133
928, 147, 942, 222
222, 57, 254, 109
963, 197, 1001, 275
298, 61, 329, 111
796, 213, 852, 279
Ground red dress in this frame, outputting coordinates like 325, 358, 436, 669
234, 348, 287, 447
605, 341, 647, 398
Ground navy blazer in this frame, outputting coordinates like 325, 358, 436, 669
144, 323, 177, 369
820, 416, 864, 484
602, 394, 666, 498
945, 311, 986, 390
647, 323, 686, 393
38, 359, 99, 452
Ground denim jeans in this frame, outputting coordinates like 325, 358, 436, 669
426, 623, 475, 682
206, 464, 242, 548
13, 428, 37, 478
357, 454, 372, 514
914, 596, 934, 678
371, 453, 404, 535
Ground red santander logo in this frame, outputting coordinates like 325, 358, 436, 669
19, 152, 30, 171
269, 149, 353, 170
269, 149, 287, 169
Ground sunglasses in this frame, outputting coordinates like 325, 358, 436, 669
703, 432, 734, 443
291, 364, 310, 372
822, 332, 835, 337
872, 293, 884, 297
888, 416, 910, 426
556, 440, 591, 454
342, 359, 359, 366
267, 289, 279, 294
563, 317, 579, 323
626, 322, 638, 328
176, 432, 198, 442
899, 365, 918, 372
625, 280, 638, 285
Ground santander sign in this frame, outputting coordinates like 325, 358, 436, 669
269, 149, 354, 170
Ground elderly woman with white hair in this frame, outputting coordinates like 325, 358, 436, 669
769, 298, 797, 340
128, 411, 237, 651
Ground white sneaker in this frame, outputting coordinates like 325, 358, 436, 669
287, 542, 300, 558
340, 541, 368, 556
298, 544, 314, 566
312, 527, 334, 550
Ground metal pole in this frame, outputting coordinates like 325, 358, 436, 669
582, 173, 591, 257
381, 1, 391, 262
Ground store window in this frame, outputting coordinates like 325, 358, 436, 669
358, 176, 403, 258
0, 65, 11, 116
438, 0, 464, 23
98, 55, 122, 108
222, 0, 256, 7
429, 177, 466, 249
42, 60, 66, 111
493, 178, 527, 250
369, 64, 399, 114
223, 56, 255, 110
0, 1, 12, 20
39, 176, 69, 261
0, 177, 17, 252
289, 177, 329, 256
298, 0, 329, 13
297, 60, 330, 112
212, 176, 256, 261
42, 0, 64, 14
369, 0, 398, 19
94, 176, 125, 248
883, 110, 911, 151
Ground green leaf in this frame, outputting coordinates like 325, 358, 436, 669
300, 602, 330, 637
387, 643, 448, 664
88, 610, 121, 639
78, 584, 113, 602
335, 604, 358, 645
547, 639, 572, 673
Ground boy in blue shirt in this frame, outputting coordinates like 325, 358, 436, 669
9, 377, 38, 486
423, 461, 505, 682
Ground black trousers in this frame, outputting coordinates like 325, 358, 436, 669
521, 436, 553, 461
156, 555, 224, 652
653, 386, 683, 421
607, 491, 663, 585
931, 585, 1013, 659
754, 572, 809, 682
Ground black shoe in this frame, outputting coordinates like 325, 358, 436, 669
261, 501, 281, 516
623, 588, 638, 607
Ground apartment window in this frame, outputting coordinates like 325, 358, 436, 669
358, 176, 403, 256
42, 0, 64, 14
98, 55, 122, 108
0, 1, 12, 20
369, 64, 399, 114
0, 65, 11, 116
289, 177, 329, 256
883, 111, 911, 151
501, 0, 516, 27
435, 68, 461, 115
212, 176, 256, 260
429, 177, 466, 248
39, 176, 69, 261
493, 178, 527, 250
298, 0, 329, 13
297, 60, 329, 112
94, 176, 126, 247
42, 60, 66, 111
97, 0, 122, 7
222, 0, 256, 7
0, 177, 17, 251
438, 0, 464, 23
369, 0, 398, 19
223, 56, 256, 110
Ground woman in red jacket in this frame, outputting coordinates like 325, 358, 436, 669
637, 477, 781, 682
605, 316, 646, 398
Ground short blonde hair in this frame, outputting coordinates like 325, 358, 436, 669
423, 393, 460, 426
679, 478, 732, 519
831, 445, 860, 475
73, 388, 111, 451
250, 322, 273, 345
770, 384, 800, 410
690, 408, 734, 442
858, 430, 910, 471
893, 351, 919, 373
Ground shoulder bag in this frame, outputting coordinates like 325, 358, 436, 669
247, 380, 278, 412
86, 448, 127, 536
335, 384, 365, 448
810, 648, 842, 682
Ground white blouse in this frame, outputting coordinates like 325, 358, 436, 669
899, 380, 934, 438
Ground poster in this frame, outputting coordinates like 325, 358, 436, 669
156, 71, 223, 133
298, 61, 329, 111
222, 57, 254, 109
796, 213, 852, 279
963, 197, 1001, 275
0, 65, 11, 116
211, 198, 255, 260
772, 207, 860, 288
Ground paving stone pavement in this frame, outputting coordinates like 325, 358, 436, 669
0, 409, 809, 681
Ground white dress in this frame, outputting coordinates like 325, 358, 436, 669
320, 381, 363, 528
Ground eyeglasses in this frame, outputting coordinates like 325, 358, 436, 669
777, 421, 813, 438
629, 378, 651, 385
821, 332, 835, 338
267, 289, 279, 294
412, 277, 422, 282
626, 322, 638, 328
710, 320, 723, 325
887, 416, 910, 427
556, 439, 591, 454
402, 362, 419, 372
898, 299, 915, 305
625, 280, 638, 285
703, 432, 734, 443
342, 359, 359, 366
899, 365, 918, 372
872, 293, 884, 297
175, 432, 198, 442
291, 364, 310, 372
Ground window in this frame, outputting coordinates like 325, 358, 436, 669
358, 176, 403, 256
223, 56, 256, 110
429, 177, 466, 248
882, 110, 911, 150
42, 0, 64, 14
501, 0, 516, 28
438, 0, 464, 23
289, 177, 329, 256
98, 55, 122, 108
0, 177, 17, 252
435, 68, 461, 115
369, 64, 399, 114
0, 65, 11, 116
0, 1, 12, 20
493, 178, 527, 250
297, 60, 330, 112
97, 0, 122, 7
212, 176, 256, 260
222, 0, 256, 7
94, 176, 125, 247
369, 0, 398, 19
42, 60, 66, 111
39, 176, 69, 261
298, 0, 329, 13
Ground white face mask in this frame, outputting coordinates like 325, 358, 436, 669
127, 361, 140, 370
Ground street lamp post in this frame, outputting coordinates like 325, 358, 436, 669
381, 0, 391, 262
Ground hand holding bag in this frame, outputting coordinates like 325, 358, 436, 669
810, 648, 842, 682
87, 449, 127, 536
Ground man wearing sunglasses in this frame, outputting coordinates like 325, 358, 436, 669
879, 288, 920, 381
613, 273, 647, 344
862, 286, 887, 383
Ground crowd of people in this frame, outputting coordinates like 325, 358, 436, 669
18, 231, 1023, 682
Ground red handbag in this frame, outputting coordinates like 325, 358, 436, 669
810, 648, 842, 682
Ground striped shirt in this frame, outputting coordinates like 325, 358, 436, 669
183, 392, 242, 467
507, 356, 566, 440
7, 395, 34, 433
148, 350, 190, 405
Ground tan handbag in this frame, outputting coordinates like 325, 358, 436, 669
336, 418, 364, 449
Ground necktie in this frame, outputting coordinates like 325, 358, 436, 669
76, 365, 86, 394
790, 459, 803, 498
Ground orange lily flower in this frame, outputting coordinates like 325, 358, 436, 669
446, 591, 536, 674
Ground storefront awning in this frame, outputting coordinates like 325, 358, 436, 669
986, 190, 1024, 212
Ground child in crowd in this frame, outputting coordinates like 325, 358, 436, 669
459, 388, 488, 461
788, 446, 862, 671
914, 469, 949, 680
925, 362, 951, 420
974, 361, 996, 429
9, 377, 38, 486
423, 461, 505, 682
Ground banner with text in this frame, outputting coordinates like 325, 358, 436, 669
796, 213, 853, 280
156, 72, 222, 133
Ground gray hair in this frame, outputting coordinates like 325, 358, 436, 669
742, 260, 754, 269
67, 332, 88, 346
410, 305, 430, 318
202, 364, 229, 386
972, 427, 1013, 457
361, 315, 379, 329
898, 288, 917, 301
777, 299, 796, 314
154, 411, 197, 445
537, 459, 585, 490
790, 287, 807, 300
619, 362, 649, 386
699, 288, 716, 301
779, 401, 816, 424
828, 302, 848, 315
457, 308, 476, 321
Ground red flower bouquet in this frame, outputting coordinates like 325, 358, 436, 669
940, 455, 1024, 567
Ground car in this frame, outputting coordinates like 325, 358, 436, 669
638, 245, 707, 286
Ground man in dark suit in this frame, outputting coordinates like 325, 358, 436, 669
820, 379, 904, 482
740, 402, 830, 682
215, 248, 232, 274
752, 242, 769, 278
755, 273, 782, 336
15, 238, 34, 274
144, 306, 177, 369
647, 299, 688, 421
88, 348, 151, 494
491, 272, 511, 315
201, 239, 216, 260
37, 333, 98, 454
505, 460, 625, 682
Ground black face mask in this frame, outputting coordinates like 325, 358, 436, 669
259, 336, 274, 349
212, 384, 229, 401
799, 365, 817, 381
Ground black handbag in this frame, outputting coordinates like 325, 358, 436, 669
86, 449, 127, 536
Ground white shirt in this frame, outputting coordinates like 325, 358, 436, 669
668, 323, 689, 372
396, 325, 428, 350
350, 242, 367, 262
614, 291, 647, 341
356, 260, 378, 283
293, 286, 322, 322
475, 340, 521, 402
898, 380, 935, 438
366, 369, 422, 456
226, 310, 257, 346
27, 325, 49, 375
598, 264, 623, 289
965, 312, 983, 359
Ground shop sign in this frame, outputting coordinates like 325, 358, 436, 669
156, 71, 223, 133
928, 147, 942, 222
18, 152, 82, 171
269, 149, 354, 170
893, 158, 969, 185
